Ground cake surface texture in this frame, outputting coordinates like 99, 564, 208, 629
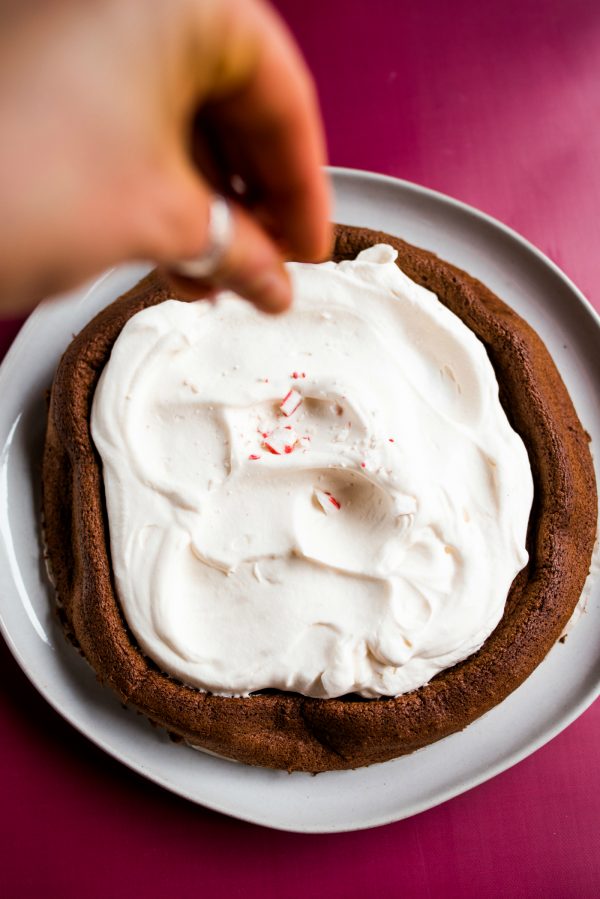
42, 224, 598, 772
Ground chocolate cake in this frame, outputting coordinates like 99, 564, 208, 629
42, 224, 598, 772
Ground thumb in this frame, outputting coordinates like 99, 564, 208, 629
153, 169, 293, 314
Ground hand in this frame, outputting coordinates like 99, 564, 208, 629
0, 0, 331, 313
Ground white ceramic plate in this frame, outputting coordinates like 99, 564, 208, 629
0, 168, 599, 834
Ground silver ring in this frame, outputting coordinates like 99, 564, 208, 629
170, 195, 234, 279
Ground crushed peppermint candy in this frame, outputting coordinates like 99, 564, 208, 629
279, 388, 302, 416
263, 425, 298, 455
314, 488, 342, 513
248, 454, 260, 460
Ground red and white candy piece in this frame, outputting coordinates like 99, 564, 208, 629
279, 388, 302, 417
263, 425, 298, 455
314, 488, 342, 514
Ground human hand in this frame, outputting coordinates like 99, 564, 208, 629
0, 0, 330, 313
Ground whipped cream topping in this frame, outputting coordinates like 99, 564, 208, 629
91, 245, 533, 699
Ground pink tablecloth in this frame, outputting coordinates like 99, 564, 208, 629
1, 1, 599, 895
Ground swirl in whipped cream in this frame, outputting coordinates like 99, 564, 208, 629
91, 245, 533, 699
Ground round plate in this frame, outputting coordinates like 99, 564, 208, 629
0, 167, 598, 834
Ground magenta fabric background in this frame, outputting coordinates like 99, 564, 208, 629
1, 0, 599, 896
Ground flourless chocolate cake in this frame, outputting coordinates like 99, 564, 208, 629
42, 224, 597, 772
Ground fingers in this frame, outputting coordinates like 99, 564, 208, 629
147, 0, 332, 314
155, 170, 293, 314
186, 0, 332, 264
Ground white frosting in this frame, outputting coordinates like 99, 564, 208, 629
91, 245, 533, 699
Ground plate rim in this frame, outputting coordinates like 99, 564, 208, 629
0, 166, 598, 833
329, 165, 600, 330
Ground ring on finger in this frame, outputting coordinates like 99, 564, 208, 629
170, 195, 234, 280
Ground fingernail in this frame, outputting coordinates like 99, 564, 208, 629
250, 269, 291, 313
